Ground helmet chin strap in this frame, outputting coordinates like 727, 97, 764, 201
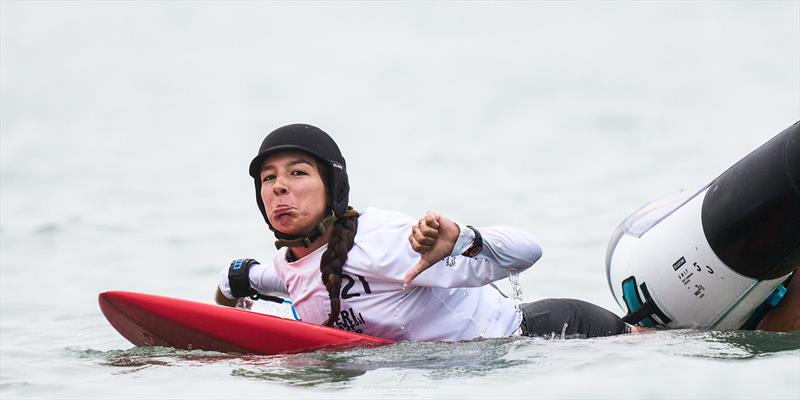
273, 210, 337, 249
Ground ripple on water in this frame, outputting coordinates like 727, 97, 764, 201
62, 346, 236, 373
227, 337, 530, 387
61, 337, 531, 388
60, 329, 800, 390
593, 329, 800, 360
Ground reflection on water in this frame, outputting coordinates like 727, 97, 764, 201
229, 338, 526, 387
640, 329, 800, 360
231, 363, 365, 389
65, 337, 526, 387
63, 346, 236, 372
707, 330, 800, 358
64, 330, 800, 390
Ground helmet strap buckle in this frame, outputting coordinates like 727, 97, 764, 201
274, 210, 338, 250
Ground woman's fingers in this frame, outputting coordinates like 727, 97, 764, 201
235, 298, 253, 310
408, 232, 434, 252
422, 211, 440, 229
404, 256, 435, 285
418, 212, 441, 237
409, 211, 443, 253
412, 225, 438, 244
405, 212, 460, 285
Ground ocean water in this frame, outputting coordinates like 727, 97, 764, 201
1, 1, 799, 399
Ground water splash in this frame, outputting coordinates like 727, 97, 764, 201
507, 268, 524, 334
507, 269, 523, 305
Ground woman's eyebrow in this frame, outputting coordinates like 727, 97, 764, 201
260, 159, 314, 172
287, 159, 314, 167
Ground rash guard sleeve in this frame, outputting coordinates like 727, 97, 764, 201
451, 222, 542, 270
409, 223, 542, 288
355, 209, 542, 288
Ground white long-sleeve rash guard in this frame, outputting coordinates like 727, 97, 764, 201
218, 207, 542, 342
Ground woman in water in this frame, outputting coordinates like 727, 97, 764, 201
215, 123, 632, 341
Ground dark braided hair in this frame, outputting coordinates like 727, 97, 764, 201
319, 208, 359, 327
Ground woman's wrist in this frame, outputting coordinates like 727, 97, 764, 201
450, 222, 478, 257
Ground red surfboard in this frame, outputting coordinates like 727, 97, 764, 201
99, 291, 395, 355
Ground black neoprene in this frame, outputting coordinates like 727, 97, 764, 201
519, 298, 628, 338
228, 258, 260, 298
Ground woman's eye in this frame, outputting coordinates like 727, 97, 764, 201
291, 170, 308, 176
262, 175, 275, 183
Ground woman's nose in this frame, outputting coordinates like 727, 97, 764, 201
272, 176, 289, 195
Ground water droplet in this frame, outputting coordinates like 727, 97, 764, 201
507, 269, 525, 326
400, 325, 405, 330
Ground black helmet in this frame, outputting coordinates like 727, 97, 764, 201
249, 124, 350, 243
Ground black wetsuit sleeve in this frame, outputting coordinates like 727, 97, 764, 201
519, 299, 628, 338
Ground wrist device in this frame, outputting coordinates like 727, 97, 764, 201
461, 225, 483, 258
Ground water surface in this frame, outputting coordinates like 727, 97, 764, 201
2, 1, 798, 399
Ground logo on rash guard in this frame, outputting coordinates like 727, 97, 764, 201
332, 307, 366, 333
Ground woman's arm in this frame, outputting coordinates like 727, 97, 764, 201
404, 211, 542, 286
216, 260, 289, 305
214, 287, 238, 307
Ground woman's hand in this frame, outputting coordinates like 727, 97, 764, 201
215, 287, 254, 309
405, 211, 460, 284
215, 287, 237, 307
235, 298, 255, 310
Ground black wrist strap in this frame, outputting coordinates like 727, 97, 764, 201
228, 258, 287, 304
228, 258, 259, 298
461, 225, 483, 258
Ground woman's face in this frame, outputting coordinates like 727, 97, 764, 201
259, 151, 328, 236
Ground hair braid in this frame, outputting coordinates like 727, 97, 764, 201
320, 208, 359, 327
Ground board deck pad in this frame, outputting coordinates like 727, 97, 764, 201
99, 291, 395, 355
